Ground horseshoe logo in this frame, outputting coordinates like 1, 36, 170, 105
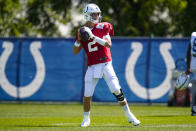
0, 41, 46, 98
125, 42, 175, 100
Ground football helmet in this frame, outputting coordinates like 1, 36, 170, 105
191, 32, 196, 44
175, 73, 190, 90
83, 3, 101, 23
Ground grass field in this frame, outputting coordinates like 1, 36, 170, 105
0, 103, 195, 131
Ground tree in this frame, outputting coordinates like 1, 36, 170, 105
180, 0, 196, 36
0, 0, 195, 37
0, 0, 72, 37
0, 0, 22, 36
76, 0, 189, 37
26, 0, 72, 37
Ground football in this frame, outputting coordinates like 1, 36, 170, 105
175, 73, 190, 90
79, 27, 90, 42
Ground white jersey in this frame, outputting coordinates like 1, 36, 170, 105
190, 32, 196, 70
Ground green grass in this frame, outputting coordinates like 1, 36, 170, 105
0, 103, 195, 131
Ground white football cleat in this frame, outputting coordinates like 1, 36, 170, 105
81, 118, 90, 127
125, 111, 140, 126
130, 119, 140, 126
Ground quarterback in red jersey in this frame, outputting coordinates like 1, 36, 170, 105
73, 3, 140, 127
75, 22, 113, 66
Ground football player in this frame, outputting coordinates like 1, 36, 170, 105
186, 32, 196, 116
73, 3, 140, 127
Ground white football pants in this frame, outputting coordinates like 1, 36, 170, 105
84, 61, 121, 97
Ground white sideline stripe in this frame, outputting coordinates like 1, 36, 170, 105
144, 124, 196, 127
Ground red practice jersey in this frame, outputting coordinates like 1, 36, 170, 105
75, 22, 114, 66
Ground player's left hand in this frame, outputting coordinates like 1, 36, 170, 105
105, 42, 111, 48
84, 27, 94, 39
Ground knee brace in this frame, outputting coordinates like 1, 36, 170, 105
112, 89, 125, 102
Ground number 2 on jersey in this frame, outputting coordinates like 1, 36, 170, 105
88, 41, 98, 52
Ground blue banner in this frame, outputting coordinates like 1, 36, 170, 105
0, 37, 189, 103
0, 38, 84, 101
93, 38, 189, 103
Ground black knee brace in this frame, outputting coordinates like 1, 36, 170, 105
113, 89, 125, 102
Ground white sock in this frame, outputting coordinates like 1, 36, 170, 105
84, 112, 90, 119
122, 104, 137, 121
122, 104, 129, 111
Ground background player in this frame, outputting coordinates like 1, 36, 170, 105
73, 3, 140, 127
186, 32, 196, 116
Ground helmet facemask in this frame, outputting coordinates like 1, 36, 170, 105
89, 12, 102, 23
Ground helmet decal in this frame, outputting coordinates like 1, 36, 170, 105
84, 6, 88, 13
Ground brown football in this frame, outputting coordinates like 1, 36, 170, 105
79, 27, 90, 42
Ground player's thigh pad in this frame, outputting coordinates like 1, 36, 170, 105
103, 62, 121, 93
84, 67, 99, 97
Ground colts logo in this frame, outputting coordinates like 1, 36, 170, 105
125, 42, 175, 100
0, 41, 46, 98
